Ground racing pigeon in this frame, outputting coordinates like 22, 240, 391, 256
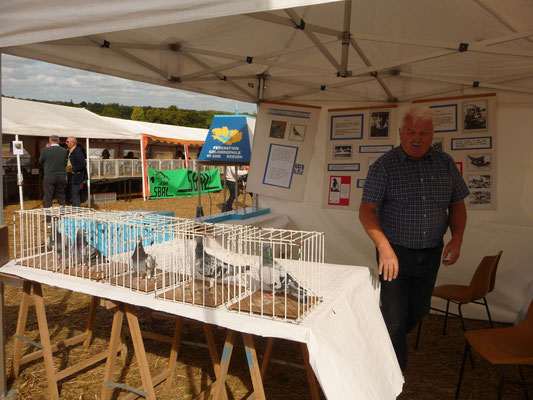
47, 229, 71, 266
260, 243, 309, 303
75, 229, 104, 267
131, 236, 155, 280
194, 236, 250, 280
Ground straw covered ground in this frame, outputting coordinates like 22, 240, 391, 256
1, 194, 530, 399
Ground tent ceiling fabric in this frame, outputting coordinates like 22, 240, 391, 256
2, 0, 533, 104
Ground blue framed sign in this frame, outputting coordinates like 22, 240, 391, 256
451, 136, 492, 150
330, 114, 364, 140
262, 143, 299, 188
430, 104, 458, 133
327, 163, 360, 172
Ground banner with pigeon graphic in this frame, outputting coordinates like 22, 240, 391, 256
148, 167, 222, 198
198, 115, 255, 164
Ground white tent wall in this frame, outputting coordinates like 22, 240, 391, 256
257, 101, 533, 323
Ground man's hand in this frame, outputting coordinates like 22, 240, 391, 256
378, 245, 399, 281
442, 239, 461, 266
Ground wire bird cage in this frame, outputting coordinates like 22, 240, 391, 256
225, 226, 324, 322
12, 208, 324, 323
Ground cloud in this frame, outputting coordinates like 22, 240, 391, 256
1, 55, 257, 114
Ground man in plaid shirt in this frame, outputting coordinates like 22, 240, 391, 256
359, 105, 469, 372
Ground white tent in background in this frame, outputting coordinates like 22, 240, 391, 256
2, 97, 139, 140
1, 97, 209, 205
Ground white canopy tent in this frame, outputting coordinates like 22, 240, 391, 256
0, 0, 531, 318
2, 97, 208, 205
0, 2, 533, 395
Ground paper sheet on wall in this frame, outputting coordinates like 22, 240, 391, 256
248, 102, 321, 201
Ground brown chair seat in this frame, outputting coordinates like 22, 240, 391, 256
465, 326, 533, 365
456, 300, 533, 399
432, 284, 473, 303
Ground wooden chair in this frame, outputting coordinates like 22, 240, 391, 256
455, 300, 533, 399
415, 251, 502, 349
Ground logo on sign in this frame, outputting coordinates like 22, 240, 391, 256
212, 126, 242, 145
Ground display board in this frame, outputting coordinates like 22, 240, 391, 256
322, 105, 398, 209
247, 101, 321, 202
414, 93, 498, 210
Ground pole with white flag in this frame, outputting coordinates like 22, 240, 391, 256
15, 134, 24, 211
86, 138, 91, 208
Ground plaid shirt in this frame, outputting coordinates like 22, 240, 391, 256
362, 146, 469, 249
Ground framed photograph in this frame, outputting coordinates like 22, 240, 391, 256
269, 120, 287, 139
330, 113, 364, 140
467, 174, 492, 189
289, 124, 306, 141
430, 104, 457, 132
462, 99, 488, 132
369, 110, 390, 138
333, 144, 353, 160
432, 137, 444, 152
466, 153, 492, 171
469, 190, 492, 206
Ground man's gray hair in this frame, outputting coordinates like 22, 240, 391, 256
49, 135, 60, 143
402, 105, 434, 126
67, 136, 77, 145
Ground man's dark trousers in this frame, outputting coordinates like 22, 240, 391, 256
378, 242, 443, 371
43, 176, 66, 207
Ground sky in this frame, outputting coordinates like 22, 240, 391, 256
1, 54, 257, 114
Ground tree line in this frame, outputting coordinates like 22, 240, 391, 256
14, 97, 256, 129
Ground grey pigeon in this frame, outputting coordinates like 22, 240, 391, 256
75, 229, 104, 267
261, 243, 309, 303
194, 237, 250, 279
47, 229, 71, 265
131, 236, 155, 280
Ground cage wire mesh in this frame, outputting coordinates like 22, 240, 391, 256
12, 208, 323, 323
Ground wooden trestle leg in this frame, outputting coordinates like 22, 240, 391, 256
10, 280, 111, 399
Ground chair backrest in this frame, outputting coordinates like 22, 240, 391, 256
469, 251, 503, 300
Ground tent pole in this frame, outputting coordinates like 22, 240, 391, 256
15, 134, 24, 211
140, 138, 146, 201
0, 54, 3, 225
0, 52, 6, 400
196, 161, 203, 217
86, 138, 91, 208
223, 166, 227, 212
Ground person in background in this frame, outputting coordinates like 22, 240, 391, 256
225, 165, 247, 211
124, 151, 137, 159
101, 149, 110, 159
66, 136, 87, 207
359, 105, 469, 372
39, 135, 67, 208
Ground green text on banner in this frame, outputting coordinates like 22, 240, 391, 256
148, 167, 222, 198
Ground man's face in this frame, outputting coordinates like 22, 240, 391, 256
66, 138, 75, 150
399, 115, 434, 160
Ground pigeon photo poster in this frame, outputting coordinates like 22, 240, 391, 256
247, 101, 321, 201
416, 93, 497, 210
323, 105, 398, 210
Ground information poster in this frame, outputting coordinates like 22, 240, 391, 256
263, 144, 298, 188
415, 93, 497, 210
328, 175, 351, 206
247, 101, 321, 201
323, 105, 398, 210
